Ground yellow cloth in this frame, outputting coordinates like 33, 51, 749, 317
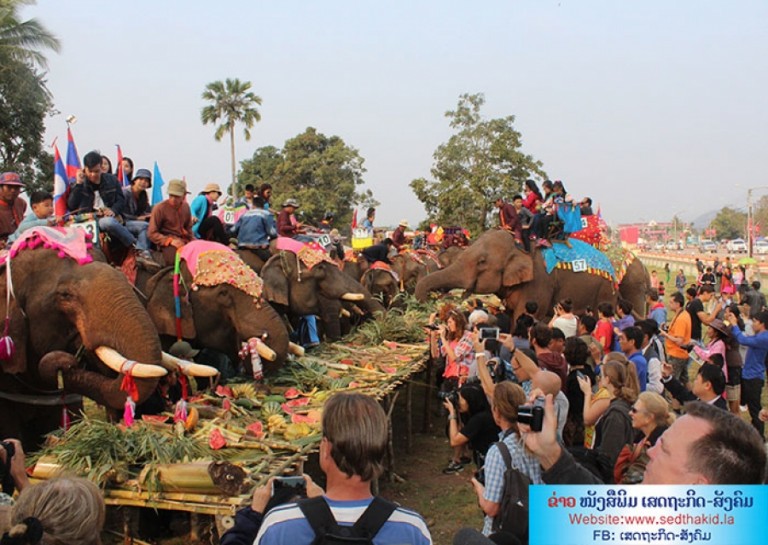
584, 387, 612, 449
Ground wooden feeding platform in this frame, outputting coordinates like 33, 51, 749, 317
27, 341, 429, 523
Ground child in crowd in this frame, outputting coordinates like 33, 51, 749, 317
8, 191, 55, 242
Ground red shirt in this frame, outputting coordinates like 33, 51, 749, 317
594, 319, 613, 354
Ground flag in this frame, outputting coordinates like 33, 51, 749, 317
53, 145, 69, 217
152, 162, 165, 206
115, 145, 129, 187
351, 208, 358, 229
65, 127, 80, 183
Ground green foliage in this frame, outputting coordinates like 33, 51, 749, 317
201, 78, 262, 194
410, 93, 546, 235
0, 1, 58, 182
709, 207, 746, 240
238, 127, 378, 228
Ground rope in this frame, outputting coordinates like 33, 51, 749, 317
173, 250, 183, 341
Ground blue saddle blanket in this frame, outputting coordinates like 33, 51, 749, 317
541, 238, 616, 281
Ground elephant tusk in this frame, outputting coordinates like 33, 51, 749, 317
339, 308, 351, 318
161, 352, 220, 377
288, 342, 305, 357
95, 346, 167, 378
341, 292, 365, 301
252, 338, 277, 361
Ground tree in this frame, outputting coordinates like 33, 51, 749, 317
239, 127, 376, 229
410, 93, 546, 235
0, 1, 59, 187
709, 207, 746, 240
200, 78, 262, 197
0, 0, 60, 71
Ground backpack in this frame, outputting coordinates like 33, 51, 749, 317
491, 441, 531, 541
298, 496, 397, 545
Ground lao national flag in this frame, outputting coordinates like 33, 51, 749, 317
65, 127, 81, 183
115, 145, 129, 187
53, 145, 69, 217
152, 161, 165, 206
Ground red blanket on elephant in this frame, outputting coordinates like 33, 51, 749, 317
368, 261, 399, 282
179, 241, 263, 300
5, 226, 93, 266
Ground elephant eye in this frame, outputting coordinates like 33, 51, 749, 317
55, 288, 75, 301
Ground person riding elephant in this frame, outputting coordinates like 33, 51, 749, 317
140, 241, 291, 374
415, 230, 649, 321
0, 229, 175, 450
261, 249, 385, 341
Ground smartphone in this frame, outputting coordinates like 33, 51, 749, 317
479, 327, 500, 340
576, 371, 585, 380
271, 476, 307, 496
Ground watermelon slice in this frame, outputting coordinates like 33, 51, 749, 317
209, 429, 227, 450
281, 397, 311, 414
141, 415, 170, 424
284, 387, 301, 400
215, 385, 234, 398
246, 421, 265, 439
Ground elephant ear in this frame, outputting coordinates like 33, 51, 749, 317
502, 252, 534, 287
261, 254, 290, 307
145, 268, 196, 339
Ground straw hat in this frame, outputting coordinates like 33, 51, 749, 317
201, 183, 222, 195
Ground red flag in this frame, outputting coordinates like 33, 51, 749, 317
115, 145, 129, 187
65, 127, 80, 183
351, 209, 358, 229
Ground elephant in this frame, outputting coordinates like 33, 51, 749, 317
415, 230, 650, 321
141, 251, 291, 374
261, 250, 385, 341
0, 245, 173, 450
437, 246, 465, 268
360, 251, 441, 306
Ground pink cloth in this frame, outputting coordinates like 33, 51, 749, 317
179, 240, 231, 276
6, 226, 93, 265
276, 236, 305, 254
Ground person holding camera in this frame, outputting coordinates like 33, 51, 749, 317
443, 383, 500, 474
470, 381, 543, 536
0, 439, 28, 504
549, 299, 578, 338
252, 393, 431, 545
432, 308, 475, 393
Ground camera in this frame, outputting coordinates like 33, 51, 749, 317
474, 467, 485, 486
437, 389, 458, 404
518, 396, 545, 432
271, 475, 307, 497
479, 327, 500, 340
425, 323, 440, 330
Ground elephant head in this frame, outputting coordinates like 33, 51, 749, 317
143, 261, 290, 373
0, 247, 171, 446
415, 230, 534, 302
261, 251, 384, 340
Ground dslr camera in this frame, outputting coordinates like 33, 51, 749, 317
518, 396, 545, 432
437, 389, 458, 404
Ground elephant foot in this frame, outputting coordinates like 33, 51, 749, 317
38, 351, 80, 385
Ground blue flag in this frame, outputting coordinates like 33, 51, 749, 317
152, 162, 165, 206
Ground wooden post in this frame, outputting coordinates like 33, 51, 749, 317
406, 380, 413, 453
422, 354, 434, 433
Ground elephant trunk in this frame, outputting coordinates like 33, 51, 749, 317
232, 298, 290, 372
414, 266, 471, 302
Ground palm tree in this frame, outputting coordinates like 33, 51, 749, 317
0, 0, 61, 72
200, 78, 262, 197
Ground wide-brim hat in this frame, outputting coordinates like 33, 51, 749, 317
201, 183, 222, 195
0, 172, 23, 187
132, 168, 152, 187
282, 198, 300, 208
709, 319, 732, 339
399, 219, 410, 228
167, 179, 190, 197
169, 340, 200, 358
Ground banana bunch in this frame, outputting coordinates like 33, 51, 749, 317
230, 383, 258, 399
267, 414, 287, 435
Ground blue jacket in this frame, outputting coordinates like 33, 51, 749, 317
628, 351, 648, 391
67, 173, 125, 215
8, 214, 53, 242
731, 326, 768, 380
229, 208, 276, 247
190, 194, 212, 238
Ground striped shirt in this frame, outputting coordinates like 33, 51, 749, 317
254, 496, 432, 545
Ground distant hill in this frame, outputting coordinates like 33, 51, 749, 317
690, 209, 718, 232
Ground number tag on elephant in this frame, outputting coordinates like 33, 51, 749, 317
70, 220, 99, 246
317, 234, 331, 249
572, 259, 587, 273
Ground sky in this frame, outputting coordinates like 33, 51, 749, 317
25, 0, 768, 228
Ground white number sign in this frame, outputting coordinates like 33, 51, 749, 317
572, 259, 587, 273
70, 220, 99, 245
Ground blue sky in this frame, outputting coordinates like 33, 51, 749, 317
27, 0, 768, 227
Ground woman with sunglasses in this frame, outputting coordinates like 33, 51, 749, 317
615, 391, 674, 484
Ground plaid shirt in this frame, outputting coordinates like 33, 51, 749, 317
441, 332, 475, 379
481, 430, 543, 535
